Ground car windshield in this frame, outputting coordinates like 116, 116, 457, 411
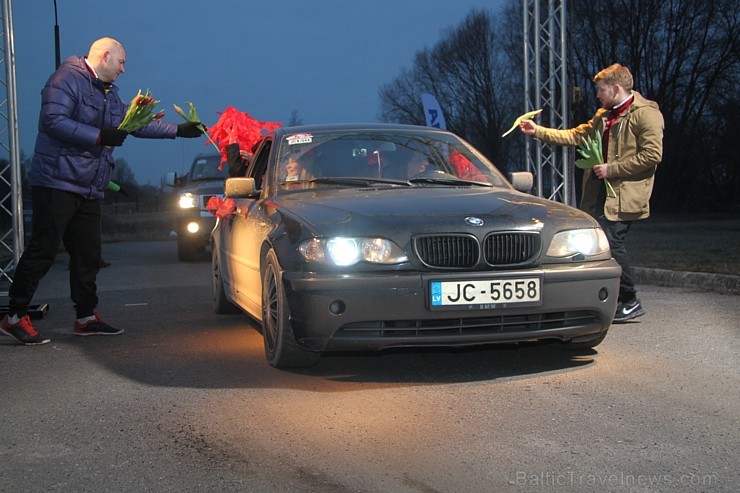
273, 129, 509, 191
190, 155, 228, 182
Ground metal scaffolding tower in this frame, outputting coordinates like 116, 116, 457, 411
523, 0, 574, 205
0, 0, 23, 288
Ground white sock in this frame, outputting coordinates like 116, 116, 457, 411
77, 315, 96, 324
7, 314, 20, 324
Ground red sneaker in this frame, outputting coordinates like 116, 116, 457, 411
74, 313, 124, 336
1, 315, 50, 345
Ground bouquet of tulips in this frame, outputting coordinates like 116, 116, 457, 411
118, 89, 164, 132
575, 131, 616, 198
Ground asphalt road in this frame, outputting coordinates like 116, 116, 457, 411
1, 241, 738, 493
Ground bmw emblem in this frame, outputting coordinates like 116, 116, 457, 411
465, 216, 484, 227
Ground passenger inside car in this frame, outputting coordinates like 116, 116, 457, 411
380, 148, 432, 179
281, 155, 314, 189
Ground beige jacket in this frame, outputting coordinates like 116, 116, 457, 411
534, 91, 664, 221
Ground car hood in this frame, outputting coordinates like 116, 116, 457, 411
272, 186, 595, 237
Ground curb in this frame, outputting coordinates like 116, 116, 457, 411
633, 267, 740, 295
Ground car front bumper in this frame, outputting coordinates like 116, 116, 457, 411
177, 212, 217, 246
282, 259, 621, 352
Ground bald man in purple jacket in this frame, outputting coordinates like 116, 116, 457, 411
1, 37, 203, 345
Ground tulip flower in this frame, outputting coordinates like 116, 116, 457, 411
575, 131, 616, 198
502, 109, 543, 137
174, 101, 220, 153
118, 89, 163, 132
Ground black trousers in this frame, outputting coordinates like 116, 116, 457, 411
9, 186, 102, 319
597, 215, 636, 302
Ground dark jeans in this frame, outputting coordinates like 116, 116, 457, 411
9, 186, 102, 319
597, 215, 636, 302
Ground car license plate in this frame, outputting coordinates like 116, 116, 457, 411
429, 277, 541, 310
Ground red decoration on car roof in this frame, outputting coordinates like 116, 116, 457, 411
207, 106, 282, 164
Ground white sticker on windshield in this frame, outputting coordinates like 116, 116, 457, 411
287, 133, 313, 145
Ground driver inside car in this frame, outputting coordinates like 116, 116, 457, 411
406, 152, 430, 178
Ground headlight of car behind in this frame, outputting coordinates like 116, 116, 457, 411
299, 237, 408, 266
546, 228, 610, 258
178, 193, 198, 209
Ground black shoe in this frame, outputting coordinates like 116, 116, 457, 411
613, 298, 645, 323
74, 313, 124, 336
1, 315, 51, 345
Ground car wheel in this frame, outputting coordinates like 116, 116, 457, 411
562, 330, 609, 350
261, 249, 320, 368
212, 245, 240, 314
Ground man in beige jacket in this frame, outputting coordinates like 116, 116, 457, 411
519, 63, 664, 323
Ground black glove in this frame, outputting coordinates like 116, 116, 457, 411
100, 128, 128, 146
176, 122, 205, 138
117, 186, 129, 197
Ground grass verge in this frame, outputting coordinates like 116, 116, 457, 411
629, 212, 739, 275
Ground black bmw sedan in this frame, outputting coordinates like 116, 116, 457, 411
211, 124, 621, 368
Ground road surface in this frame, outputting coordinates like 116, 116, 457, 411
1, 241, 737, 492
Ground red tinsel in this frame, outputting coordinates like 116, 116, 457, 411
207, 106, 282, 164
206, 196, 236, 218
450, 151, 488, 182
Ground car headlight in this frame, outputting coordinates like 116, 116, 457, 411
299, 237, 408, 266
179, 193, 198, 209
546, 228, 610, 258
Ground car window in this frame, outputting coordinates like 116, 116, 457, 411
190, 155, 228, 181
275, 129, 508, 189
248, 139, 272, 191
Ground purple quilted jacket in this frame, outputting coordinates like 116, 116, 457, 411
29, 56, 178, 199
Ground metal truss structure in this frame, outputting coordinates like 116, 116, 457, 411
0, 0, 22, 288
523, 0, 575, 205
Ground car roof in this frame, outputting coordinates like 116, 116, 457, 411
271, 123, 449, 139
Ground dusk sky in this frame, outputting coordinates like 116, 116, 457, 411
12, 0, 506, 185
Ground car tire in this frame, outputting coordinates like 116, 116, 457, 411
261, 249, 321, 368
212, 244, 240, 314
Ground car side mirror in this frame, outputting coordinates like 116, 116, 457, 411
509, 172, 533, 193
164, 171, 177, 188
224, 177, 257, 198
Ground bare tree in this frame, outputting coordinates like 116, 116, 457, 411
570, 0, 739, 211
380, 1, 738, 209
108, 158, 139, 199
288, 110, 304, 127
379, 10, 521, 172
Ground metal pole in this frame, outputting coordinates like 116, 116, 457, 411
54, 0, 60, 68
522, 0, 529, 174
560, 0, 571, 206
533, 0, 543, 197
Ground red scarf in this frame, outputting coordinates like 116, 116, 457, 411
602, 94, 634, 160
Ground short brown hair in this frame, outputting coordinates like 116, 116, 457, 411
593, 64, 633, 91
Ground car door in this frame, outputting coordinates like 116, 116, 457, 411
227, 138, 275, 318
